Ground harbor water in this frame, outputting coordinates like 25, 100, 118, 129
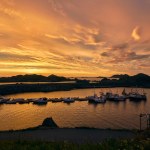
0, 87, 149, 131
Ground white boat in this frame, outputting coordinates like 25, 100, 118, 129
33, 98, 48, 105
63, 97, 75, 103
118, 95, 126, 101
88, 93, 106, 103
105, 92, 126, 101
113, 94, 126, 101
94, 96, 106, 103
0, 97, 10, 104
6, 99, 17, 104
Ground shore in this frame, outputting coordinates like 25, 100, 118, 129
0, 128, 135, 143
0, 82, 149, 96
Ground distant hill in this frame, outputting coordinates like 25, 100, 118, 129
0, 74, 71, 82
110, 74, 129, 78
0, 73, 149, 95
100, 73, 150, 87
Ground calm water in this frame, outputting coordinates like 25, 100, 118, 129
0, 81, 75, 85
0, 88, 149, 131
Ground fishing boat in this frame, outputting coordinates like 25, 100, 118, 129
106, 92, 126, 102
88, 92, 106, 103
95, 94, 106, 103
129, 93, 146, 101
15, 98, 26, 104
0, 96, 10, 104
6, 99, 17, 104
33, 98, 48, 105
52, 98, 63, 103
105, 92, 115, 101
128, 88, 147, 101
63, 97, 75, 103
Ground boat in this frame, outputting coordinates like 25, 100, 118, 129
113, 94, 126, 101
33, 98, 48, 105
63, 97, 75, 103
128, 88, 147, 101
95, 95, 106, 103
141, 89, 147, 100
129, 93, 146, 101
15, 98, 26, 104
26, 98, 35, 103
6, 99, 17, 104
105, 92, 126, 102
88, 93, 106, 103
117, 95, 126, 101
105, 92, 115, 101
52, 98, 63, 103
0, 97, 10, 104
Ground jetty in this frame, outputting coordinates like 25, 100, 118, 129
0, 88, 147, 105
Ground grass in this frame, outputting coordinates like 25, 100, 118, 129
0, 139, 149, 150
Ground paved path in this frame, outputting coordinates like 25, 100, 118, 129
0, 128, 135, 143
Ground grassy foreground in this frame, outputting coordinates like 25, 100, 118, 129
0, 139, 149, 150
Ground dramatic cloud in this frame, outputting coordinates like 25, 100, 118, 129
132, 27, 141, 41
0, 0, 150, 77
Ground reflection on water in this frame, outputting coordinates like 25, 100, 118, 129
0, 88, 149, 131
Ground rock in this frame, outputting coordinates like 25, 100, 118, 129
42, 117, 58, 128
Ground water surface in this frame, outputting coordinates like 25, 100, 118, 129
0, 88, 149, 131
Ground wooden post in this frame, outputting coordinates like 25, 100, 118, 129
148, 114, 150, 129
140, 114, 142, 131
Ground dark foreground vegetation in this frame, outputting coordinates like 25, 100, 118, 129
0, 73, 149, 95
0, 138, 149, 150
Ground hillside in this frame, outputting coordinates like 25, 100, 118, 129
100, 73, 150, 87
0, 74, 70, 82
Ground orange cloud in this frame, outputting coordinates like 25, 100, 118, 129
0, 0, 149, 77
132, 27, 141, 41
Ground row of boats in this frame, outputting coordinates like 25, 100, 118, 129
0, 89, 147, 105
0, 97, 76, 105
87, 89, 147, 104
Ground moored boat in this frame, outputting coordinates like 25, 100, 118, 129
6, 99, 17, 104
129, 93, 147, 101
33, 98, 48, 105
63, 97, 75, 103
88, 93, 106, 104
52, 98, 63, 103
128, 88, 147, 101
0, 97, 10, 104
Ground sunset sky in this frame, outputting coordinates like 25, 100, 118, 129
0, 0, 150, 77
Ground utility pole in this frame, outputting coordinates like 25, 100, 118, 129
139, 113, 150, 131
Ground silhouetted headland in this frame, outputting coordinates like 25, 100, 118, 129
0, 73, 149, 95
0, 74, 71, 82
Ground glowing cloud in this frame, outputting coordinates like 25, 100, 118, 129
0, 0, 149, 76
131, 27, 141, 41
